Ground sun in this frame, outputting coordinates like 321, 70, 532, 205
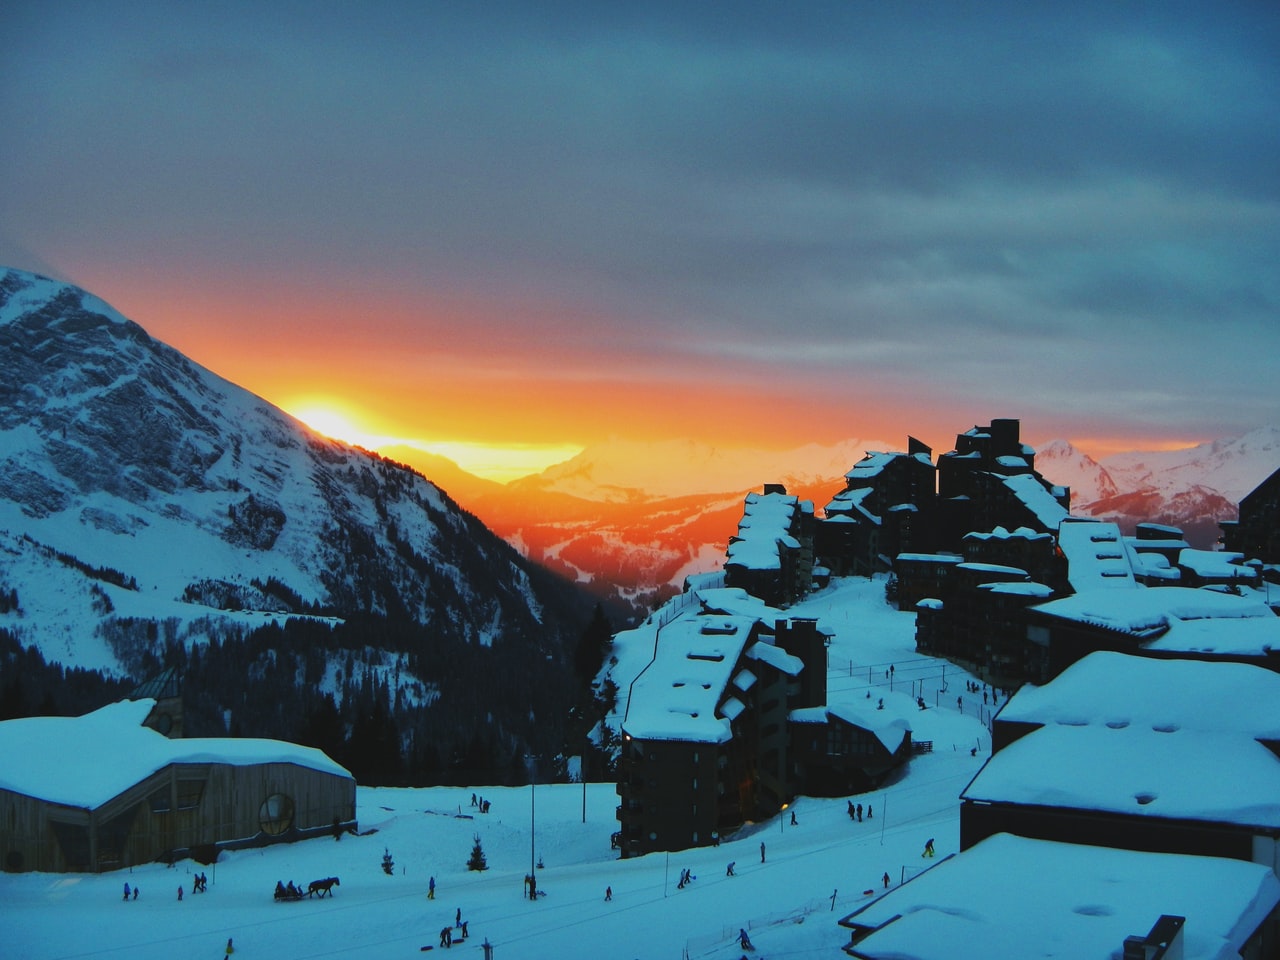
287, 401, 381, 449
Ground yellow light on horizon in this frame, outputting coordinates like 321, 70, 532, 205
282, 399, 580, 483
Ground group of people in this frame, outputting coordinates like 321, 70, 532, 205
846, 800, 872, 821
437, 909, 468, 948
469, 793, 492, 815
122, 882, 138, 901
274, 880, 304, 900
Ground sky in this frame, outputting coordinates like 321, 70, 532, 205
2, 2, 1277, 480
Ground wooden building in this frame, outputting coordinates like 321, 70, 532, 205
0, 699, 356, 873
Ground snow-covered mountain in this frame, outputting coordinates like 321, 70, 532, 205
1035, 428, 1280, 548
0, 268, 589, 678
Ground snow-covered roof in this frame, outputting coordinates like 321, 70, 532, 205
997, 650, 1280, 740
824, 485, 878, 522
1180, 548, 1258, 582
841, 833, 1280, 960
1057, 519, 1136, 591
726, 490, 807, 571
824, 695, 913, 753
693, 586, 782, 622
963, 525, 1050, 543
0, 699, 352, 809
998, 472, 1070, 529
747, 640, 803, 677
896, 553, 963, 564
622, 615, 758, 743
962, 722, 1280, 828
995, 455, 1028, 469
1031, 586, 1279, 654
978, 581, 1054, 598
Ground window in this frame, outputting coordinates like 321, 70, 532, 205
258, 794, 295, 836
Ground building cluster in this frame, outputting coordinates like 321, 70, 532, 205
839, 651, 1280, 958
0, 678, 355, 873
615, 586, 915, 858
614, 417, 1274, 901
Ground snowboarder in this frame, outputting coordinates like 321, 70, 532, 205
726, 862, 735, 877
123, 882, 131, 901
882, 871, 890, 889
760, 841, 766, 863
428, 876, 435, 899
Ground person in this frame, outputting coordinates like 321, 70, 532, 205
790, 810, 797, 826
133, 886, 139, 900
456, 908, 462, 927
856, 803, 863, 822
428, 876, 435, 899
460, 921, 468, 939
847, 800, 855, 820
471, 792, 477, 807
177, 884, 183, 901
957, 695, 963, 713
726, 861, 735, 877
923, 838, 935, 858
760, 841, 766, 863
440, 926, 452, 948
867, 804, 873, 819
276, 880, 286, 898
123, 882, 131, 901
739, 928, 753, 950
225, 937, 235, 957
604, 885, 612, 901
882, 871, 890, 889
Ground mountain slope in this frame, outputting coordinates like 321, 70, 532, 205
0, 267, 590, 681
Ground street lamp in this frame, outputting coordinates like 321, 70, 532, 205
524, 753, 537, 894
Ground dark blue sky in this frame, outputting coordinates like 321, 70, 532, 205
2, 1, 1277, 466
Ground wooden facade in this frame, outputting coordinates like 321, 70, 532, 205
2, 758, 355, 873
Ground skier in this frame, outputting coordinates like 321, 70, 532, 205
739, 928, 754, 950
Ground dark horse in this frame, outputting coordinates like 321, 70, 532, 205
308, 877, 340, 898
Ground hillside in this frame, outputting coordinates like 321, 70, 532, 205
0, 267, 596, 779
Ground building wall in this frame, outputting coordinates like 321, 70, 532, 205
960, 799, 1260, 865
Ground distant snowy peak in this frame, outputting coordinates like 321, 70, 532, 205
517, 437, 893, 502
1034, 440, 1119, 507
1101, 425, 1280, 504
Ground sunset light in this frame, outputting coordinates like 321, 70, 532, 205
284, 400, 580, 484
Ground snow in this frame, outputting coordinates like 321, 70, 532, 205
1056, 519, 1136, 591
997, 650, 1280, 739
0, 700, 352, 809
842, 833, 1280, 960
962, 723, 1280, 828
998, 472, 1070, 529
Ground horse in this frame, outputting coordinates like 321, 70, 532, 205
307, 877, 340, 898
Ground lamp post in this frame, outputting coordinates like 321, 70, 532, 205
524, 753, 537, 892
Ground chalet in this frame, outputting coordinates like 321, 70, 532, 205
838, 833, 1280, 960
788, 695, 913, 796
0, 699, 356, 873
724, 486, 815, 608
962, 652, 1280, 871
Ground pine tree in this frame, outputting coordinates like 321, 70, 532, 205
466, 834, 488, 872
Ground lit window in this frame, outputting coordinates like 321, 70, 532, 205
258, 794, 295, 836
